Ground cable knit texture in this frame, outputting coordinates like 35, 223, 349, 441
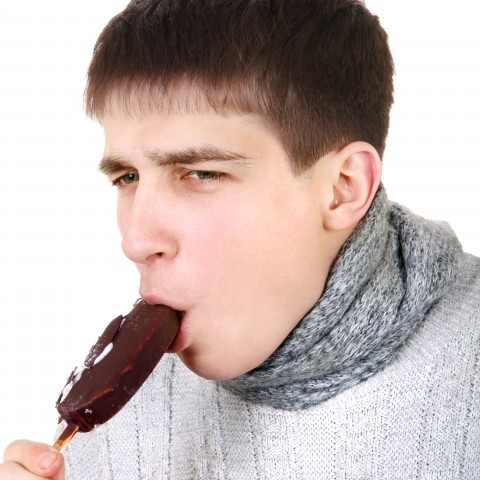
60, 192, 480, 479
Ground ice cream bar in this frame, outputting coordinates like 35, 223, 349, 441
54, 300, 179, 450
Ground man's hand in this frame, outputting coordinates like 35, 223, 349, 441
0, 440, 64, 479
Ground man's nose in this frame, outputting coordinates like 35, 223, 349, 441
120, 185, 179, 265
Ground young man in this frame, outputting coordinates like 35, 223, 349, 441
1, 0, 479, 478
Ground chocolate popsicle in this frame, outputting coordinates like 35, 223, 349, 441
54, 300, 179, 451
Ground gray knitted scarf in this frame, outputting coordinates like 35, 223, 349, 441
221, 186, 462, 410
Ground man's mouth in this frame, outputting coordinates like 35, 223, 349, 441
166, 310, 187, 354
139, 295, 188, 353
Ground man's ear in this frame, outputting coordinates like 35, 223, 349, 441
323, 141, 382, 231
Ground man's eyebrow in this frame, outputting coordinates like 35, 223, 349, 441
98, 154, 132, 175
147, 146, 250, 166
98, 146, 251, 175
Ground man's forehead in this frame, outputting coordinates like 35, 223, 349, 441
98, 86, 287, 175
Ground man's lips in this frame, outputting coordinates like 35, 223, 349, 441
139, 294, 188, 353
166, 310, 188, 354
140, 292, 186, 312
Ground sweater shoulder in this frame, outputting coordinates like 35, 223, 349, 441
456, 252, 480, 296
434, 252, 480, 332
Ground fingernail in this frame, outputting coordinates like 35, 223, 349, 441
39, 451, 58, 469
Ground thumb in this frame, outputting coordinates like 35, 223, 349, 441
4, 440, 65, 479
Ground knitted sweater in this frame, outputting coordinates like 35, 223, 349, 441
61, 201, 480, 479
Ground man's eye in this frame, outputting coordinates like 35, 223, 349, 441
186, 170, 225, 181
112, 172, 139, 186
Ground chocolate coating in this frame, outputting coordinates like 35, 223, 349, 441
56, 300, 179, 432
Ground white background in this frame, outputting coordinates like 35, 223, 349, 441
0, 1, 478, 455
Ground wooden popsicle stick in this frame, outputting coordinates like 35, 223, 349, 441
53, 424, 79, 452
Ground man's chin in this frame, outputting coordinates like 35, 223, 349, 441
176, 350, 252, 381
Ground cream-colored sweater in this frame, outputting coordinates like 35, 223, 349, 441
62, 253, 480, 479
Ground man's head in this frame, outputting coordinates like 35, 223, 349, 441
92, 0, 391, 380
87, 0, 394, 174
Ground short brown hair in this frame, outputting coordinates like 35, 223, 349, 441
86, 0, 394, 173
